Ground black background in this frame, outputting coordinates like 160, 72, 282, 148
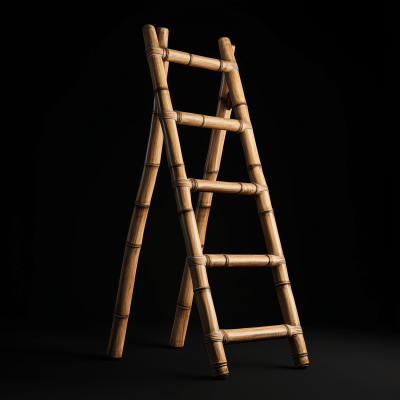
4, 1, 399, 398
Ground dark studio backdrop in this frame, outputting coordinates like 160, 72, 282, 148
3, 0, 399, 398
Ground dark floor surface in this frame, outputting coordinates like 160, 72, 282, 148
2, 322, 399, 399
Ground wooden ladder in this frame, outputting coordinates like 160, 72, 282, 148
107, 24, 309, 378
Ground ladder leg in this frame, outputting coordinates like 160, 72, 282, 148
107, 28, 170, 358
143, 24, 229, 377
218, 37, 309, 368
170, 68, 234, 347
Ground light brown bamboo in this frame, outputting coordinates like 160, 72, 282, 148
145, 46, 237, 72
172, 178, 268, 195
107, 27, 170, 358
221, 324, 303, 344
161, 110, 251, 132
169, 49, 235, 350
218, 36, 309, 368
204, 254, 285, 268
143, 24, 228, 378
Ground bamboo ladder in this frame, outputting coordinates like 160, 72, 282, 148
107, 24, 309, 377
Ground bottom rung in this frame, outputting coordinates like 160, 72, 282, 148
220, 324, 302, 344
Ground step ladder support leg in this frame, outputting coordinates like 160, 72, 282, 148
107, 28, 169, 358
170, 65, 233, 348
144, 24, 229, 377
218, 36, 309, 368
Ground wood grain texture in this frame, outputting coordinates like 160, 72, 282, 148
218, 36, 309, 369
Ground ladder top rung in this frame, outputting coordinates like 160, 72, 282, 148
146, 46, 238, 73
172, 178, 268, 196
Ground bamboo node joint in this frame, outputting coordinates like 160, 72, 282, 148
193, 286, 210, 293
204, 332, 224, 344
176, 304, 191, 310
125, 242, 141, 249
275, 281, 291, 287
285, 325, 303, 338
114, 313, 129, 319
187, 255, 207, 267
292, 352, 308, 360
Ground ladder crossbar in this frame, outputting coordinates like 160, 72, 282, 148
158, 110, 252, 132
146, 46, 238, 72
219, 325, 303, 344
204, 254, 285, 268
172, 178, 268, 195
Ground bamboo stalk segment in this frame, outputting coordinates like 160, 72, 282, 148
204, 254, 285, 268
145, 46, 238, 72
220, 325, 302, 344
172, 178, 268, 195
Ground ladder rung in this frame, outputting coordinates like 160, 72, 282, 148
158, 110, 252, 133
172, 178, 268, 195
146, 46, 238, 73
204, 254, 285, 268
220, 325, 303, 344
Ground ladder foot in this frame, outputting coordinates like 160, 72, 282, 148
107, 314, 129, 358
293, 353, 309, 368
169, 338, 185, 348
170, 305, 191, 347
212, 362, 229, 378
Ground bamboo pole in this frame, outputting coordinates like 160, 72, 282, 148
107, 27, 170, 358
169, 48, 235, 350
143, 24, 229, 378
218, 37, 309, 368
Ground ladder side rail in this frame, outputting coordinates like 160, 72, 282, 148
218, 37, 309, 368
107, 28, 170, 358
170, 57, 234, 348
143, 24, 229, 378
